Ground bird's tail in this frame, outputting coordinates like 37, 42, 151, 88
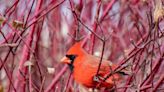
117, 63, 132, 76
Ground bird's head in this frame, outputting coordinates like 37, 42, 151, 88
60, 54, 77, 70
60, 41, 86, 70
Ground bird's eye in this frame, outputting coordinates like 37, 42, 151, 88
65, 54, 77, 61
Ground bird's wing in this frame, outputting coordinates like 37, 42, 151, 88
82, 55, 113, 75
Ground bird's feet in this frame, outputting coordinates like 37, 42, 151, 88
93, 75, 106, 88
93, 75, 101, 83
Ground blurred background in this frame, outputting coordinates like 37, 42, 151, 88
0, 0, 164, 92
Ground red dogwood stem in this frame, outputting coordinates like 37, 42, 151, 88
45, 65, 68, 92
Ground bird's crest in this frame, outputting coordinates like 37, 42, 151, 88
67, 41, 86, 56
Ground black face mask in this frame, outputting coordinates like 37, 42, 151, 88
65, 55, 77, 71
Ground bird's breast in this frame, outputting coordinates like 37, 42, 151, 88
73, 65, 97, 87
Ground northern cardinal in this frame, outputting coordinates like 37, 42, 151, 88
61, 41, 123, 89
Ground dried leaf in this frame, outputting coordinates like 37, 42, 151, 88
12, 20, 24, 30
0, 16, 5, 26
0, 85, 3, 92
153, 0, 164, 22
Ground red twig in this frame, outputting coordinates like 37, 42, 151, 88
14, 0, 43, 91
45, 65, 68, 92
25, 0, 66, 30
152, 74, 164, 92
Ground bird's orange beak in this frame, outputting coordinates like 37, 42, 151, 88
60, 56, 71, 64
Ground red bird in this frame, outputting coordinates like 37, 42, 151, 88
61, 41, 122, 89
